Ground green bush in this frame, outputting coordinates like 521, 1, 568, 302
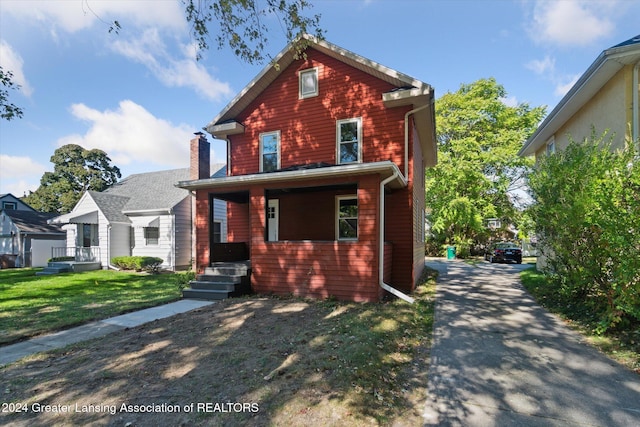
111, 256, 163, 273
48, 256, 75, 262
528, 131, 640, 332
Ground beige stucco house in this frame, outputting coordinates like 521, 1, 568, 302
519, 34, 640, 159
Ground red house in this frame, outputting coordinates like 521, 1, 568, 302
178, 35, 436, 303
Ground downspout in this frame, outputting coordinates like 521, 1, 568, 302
633, 61, 639, 144
107, 224, 119, 270
170, 208, 176, 271
404, 104, 429, 180
379, 170, 415, 304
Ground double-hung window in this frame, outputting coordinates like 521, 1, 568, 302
299, 68, 318, 99
260, 131, 280, 172
144, 227, 159, 245
337, 118, 362, 164
336, 195, 358, 240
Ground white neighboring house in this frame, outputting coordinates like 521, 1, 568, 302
50, 167, 227, 271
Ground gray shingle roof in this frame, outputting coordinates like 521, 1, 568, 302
92, 165, 226, 217
87, 191, 130, 223
2, 210, 64, 234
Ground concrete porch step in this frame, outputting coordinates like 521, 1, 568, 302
181, 260, 251, 301
205, 261, 251, 276
189, 281, 236, 291
182, 288, 231, 300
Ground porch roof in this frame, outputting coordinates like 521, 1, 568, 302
50, 210, 99, 225
176, 161, 406, 191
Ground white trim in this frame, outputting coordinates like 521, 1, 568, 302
546, 136, 556, 155
259, 130, 281, 172
267, 199, 279, 241
299, 67, 319, 99
177, 161, 407, 191
336, 117, 362, 164
336, 194, 358, 241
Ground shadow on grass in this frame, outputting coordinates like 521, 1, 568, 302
0, 271, 437, 426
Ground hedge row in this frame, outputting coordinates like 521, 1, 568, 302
111, 256, 163, 273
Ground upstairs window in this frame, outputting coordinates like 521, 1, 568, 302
546, 137, 556, 155
2, 201, 17, 210
337, 118, 362, 164
336, 195, 358, 240
299, 68, 318, 99
260, 131, 280, 172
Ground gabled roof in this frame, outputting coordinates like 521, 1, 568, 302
88, 191, 130, 223
1, 209, 64, 234
103, 168, 192, 213
205, 34, 434, 135
519, 34, 640, 156
52, 166, 227, 225
0, 193, 35, 211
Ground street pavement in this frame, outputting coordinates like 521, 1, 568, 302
423, 258, 640, 426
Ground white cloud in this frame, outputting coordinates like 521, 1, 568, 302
110, 29, 232, 101
528, 0, 615, 46
555, 74, 580, 97
525, 55, 555, 76
1, 0, 185, 34
0, 154, 47, 195
57, 100, 199, 169
0, 40, 34, 97
500, 96, 519, 108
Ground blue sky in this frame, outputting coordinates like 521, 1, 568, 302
1, 0, 639, 197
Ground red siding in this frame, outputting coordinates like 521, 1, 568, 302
229, 48, 410, 176
194, 189, 210, 273
194, 45, 430, 301
246, 174, 381, 302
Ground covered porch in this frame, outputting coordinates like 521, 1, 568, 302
180, 161, 408, 302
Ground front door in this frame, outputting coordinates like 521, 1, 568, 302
267, 199, 279, 241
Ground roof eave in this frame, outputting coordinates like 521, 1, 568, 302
519, 39, 640, 157
205, 34, 432, 134
176, 161, 407, 191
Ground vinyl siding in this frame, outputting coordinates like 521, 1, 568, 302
173, 197, 193, 269
130, 215, 174, 268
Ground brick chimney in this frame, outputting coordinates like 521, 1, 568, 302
190, 132, 210, 180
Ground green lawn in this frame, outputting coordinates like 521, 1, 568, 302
0, 268, 182, 345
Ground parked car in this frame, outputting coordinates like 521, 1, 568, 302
485, 242, 522, 264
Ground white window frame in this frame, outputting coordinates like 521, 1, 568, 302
144, 226, 159, 246
2, 201, 17, 210
546, 136, 556, 155
336, 195, 358, 241
336, 118, 362, 165
299, 67, 319, 99
259, 130, 281, 172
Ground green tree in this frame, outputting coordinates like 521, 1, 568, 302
426, 78, 546, 256
23, 144, 121, 214
184, 0, 323, 63
528, 131, 640, 331
0, 66, 24, 121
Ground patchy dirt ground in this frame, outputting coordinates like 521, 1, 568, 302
0, 296, 433, 427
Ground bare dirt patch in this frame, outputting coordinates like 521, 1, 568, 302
1, 283, 435, 427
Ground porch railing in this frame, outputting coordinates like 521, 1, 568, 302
51, 246, 101, 263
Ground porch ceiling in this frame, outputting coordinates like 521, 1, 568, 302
177, 161, 406, 191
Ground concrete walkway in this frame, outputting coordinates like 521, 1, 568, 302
423, 258, 640, 426
0, 299, 213, 366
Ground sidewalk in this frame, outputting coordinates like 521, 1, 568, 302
0, 299, 213, 366
423, 258, 640, 426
